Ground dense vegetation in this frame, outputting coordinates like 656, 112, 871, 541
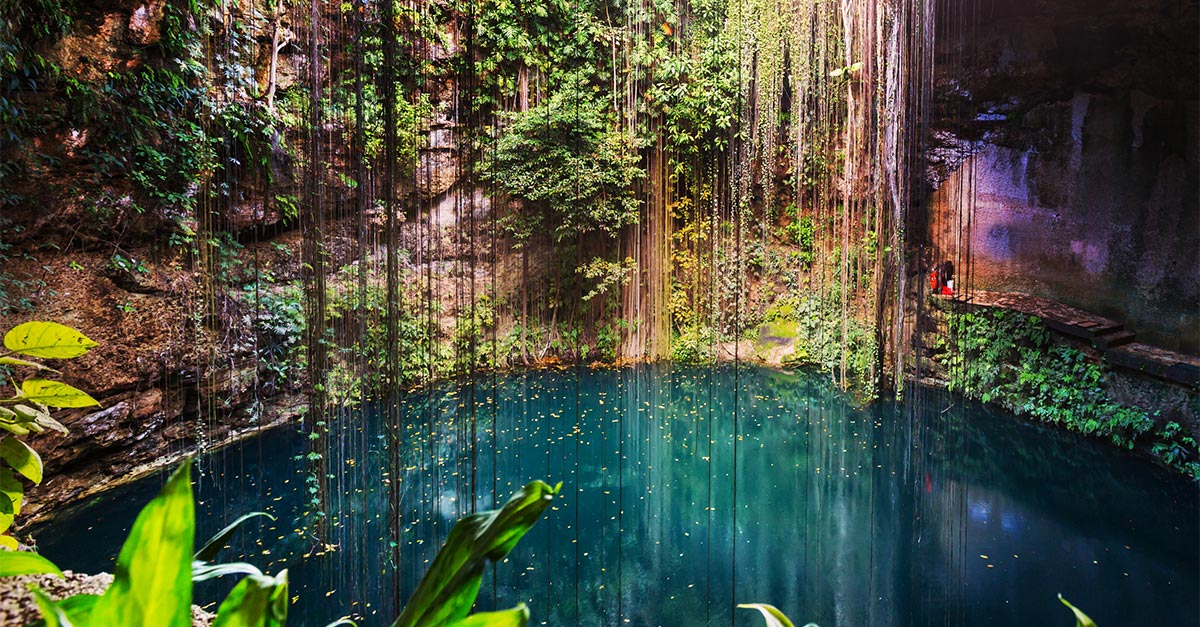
0, 0, 909, 403
935, 307, 1199, 478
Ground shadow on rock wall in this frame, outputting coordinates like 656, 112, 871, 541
927, 0, 1199, 353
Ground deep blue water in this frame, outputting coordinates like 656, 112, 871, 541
32, 365, 1199, 626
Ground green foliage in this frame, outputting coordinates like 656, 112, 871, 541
780, 205, 814, 267
765, 295, 876, 394
452, 295, 497, 373
576, 257, 636, 303
88, 462, 195, 627
671, 323, 718, 364
445, 605, 528, 627
650, 34, 739, 173
738, 604, 817, 627
1058, 595, 1098, 627
391, 480, 560, 627
470, 0, 600, 110
11, 463, 557, 626
4, 321, 96, 359
0, 549, 63, 577
0, 321, 95, 547
483, 72, 645, 242
937, 308, 1198, 478
0, 218, 44, 314
594, 324, 620, 363
247, 281, 308, 388
211, 570, 289, 627
738, 597, 1096, 627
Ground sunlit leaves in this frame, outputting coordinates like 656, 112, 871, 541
88, 462, 195, 627
445, 604, 529, 627
0, 466, 24, 516
391, 481, 560, 627
3, 322, 97, 359
19, 379, 99, 408
738, 604, 796, 627
212, 570, 289, 627
0, 549, 63, 577
0, 436, 42, 483
738, 604, 821, 627
1058, 595, 1098, 627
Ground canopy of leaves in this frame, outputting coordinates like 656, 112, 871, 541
483, 74, 644, 241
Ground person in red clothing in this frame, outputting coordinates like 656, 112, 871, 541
929, 260, 955, 296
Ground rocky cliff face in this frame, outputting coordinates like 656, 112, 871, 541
926, 0, 1199, 353
0, 0, 504, 519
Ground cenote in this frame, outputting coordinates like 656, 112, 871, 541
32, 365, 1198, 626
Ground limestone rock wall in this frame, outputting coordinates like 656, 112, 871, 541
926, 0, 1199, 353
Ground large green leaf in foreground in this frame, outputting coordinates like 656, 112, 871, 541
0, 436, 43, 484
0, 549, 63, 577
390, 481, 560, 627
212, 570, 289, 627
1058, 595, 1098, 627
445, 604, 529, 627
88, 461, 195, 627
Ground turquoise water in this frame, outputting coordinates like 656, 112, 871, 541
33, 365, 1199, 626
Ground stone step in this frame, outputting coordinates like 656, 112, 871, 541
1045, 318, 1123, 340
1094, 329, 1136, 349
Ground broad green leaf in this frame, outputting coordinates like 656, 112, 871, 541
737, 604, 813, 627
193, 561, 264, 582
0, 467, 22, 516
0, 550, 63, 577
0, 356, 51, 370
1058, 595, 1098, 627
446, 604, 529, 627
20, 379, 99, 409
30, 594, 99, 627
212, 570, 289, 627
391, 480, 559, 627
4, 322, 97, 359
0, 437, 43, 484
195, 512, 276, 561
31, 586, 75, 627
0, 534, 16, 549
89, 462, 195, 627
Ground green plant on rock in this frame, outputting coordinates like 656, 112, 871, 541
765, 294, 877, 395
0, 321, 99, 549
780, 205, 815, 267
671, 323, 718, 365
481, 71, 644, 243
938, 307, 1199, 478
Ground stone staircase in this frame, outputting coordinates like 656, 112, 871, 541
943, 290, 1199, 387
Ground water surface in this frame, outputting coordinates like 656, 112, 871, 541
34, 365, 1199, 626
